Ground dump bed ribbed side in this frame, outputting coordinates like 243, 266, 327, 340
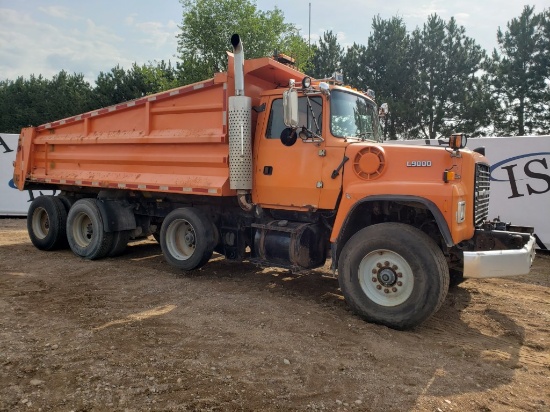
15, 76, 231, 196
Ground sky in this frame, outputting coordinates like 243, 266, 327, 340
0, 0, 547, 84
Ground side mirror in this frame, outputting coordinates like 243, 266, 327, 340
379, 103, 389, 118
280, 128, 298, 146
449, 133, 467, 150
283, 88, 298, 128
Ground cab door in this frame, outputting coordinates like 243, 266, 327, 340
253, 95, 325, 210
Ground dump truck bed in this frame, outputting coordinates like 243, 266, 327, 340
13, 55, 305, 196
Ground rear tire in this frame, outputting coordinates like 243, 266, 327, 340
160, 208, 215, 270
67, 199, 113, 260
27, 195, 68, 250
338, 223, 449, 330
57, 195, 75, 213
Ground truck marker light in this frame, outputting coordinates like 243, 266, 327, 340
443, 170, 455, 182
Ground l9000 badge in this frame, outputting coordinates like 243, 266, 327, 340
406, 161, 432, 167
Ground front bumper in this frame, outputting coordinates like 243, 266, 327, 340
463, 231, 536, 279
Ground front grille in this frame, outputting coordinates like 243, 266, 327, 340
474, 163, 490, 226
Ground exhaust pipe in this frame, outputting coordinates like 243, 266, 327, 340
231, 34, 245, 96
228, 34, 253, 211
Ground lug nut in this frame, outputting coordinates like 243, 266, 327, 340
392, 287, 397, 292
372, 277, 377, 282
384, 261, 390, 267
384, 288, 389, 293
397, 281, 403, 286
376, 285, 382, 290
397, 272, 403, 278
392, 265, 398, 270
376, 262, 382, 268
372, 269, 377, 274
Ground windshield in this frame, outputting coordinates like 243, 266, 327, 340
330, 90, 381, 141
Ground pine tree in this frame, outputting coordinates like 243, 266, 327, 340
410, 15, 487, 139
311, 31, 343, 79
488, 6, 548, 135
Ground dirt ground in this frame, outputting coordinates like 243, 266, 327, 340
0, 218, 548, 412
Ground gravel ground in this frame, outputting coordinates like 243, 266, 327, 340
1, 218, 549, 411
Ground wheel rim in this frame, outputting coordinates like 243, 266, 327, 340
166, 219, 196, 261
32, 207, 49, 240
358, 249, 414, 307
71, 211, 94, 248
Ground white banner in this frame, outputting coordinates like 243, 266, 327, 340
0, 133, 56, 216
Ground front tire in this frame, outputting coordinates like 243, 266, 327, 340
449, 268, 466, 288
67, 199, 113, 260
160, 208, 215, 270
338, 223, 449, 330
27, 195, 68, 250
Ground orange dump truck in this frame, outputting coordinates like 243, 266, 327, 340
13, 35, 536, 329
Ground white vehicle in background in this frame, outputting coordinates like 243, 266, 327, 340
1, 133, 56, 216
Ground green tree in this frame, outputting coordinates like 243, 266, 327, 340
340, 42, 368, 90
0, 76, 42, 132
0, 72, 94, 132
542, 9, 550, 131
488, 6, 549, 135
177, 0, 292, 84
277, 31, 312, 73
311, 30, 343, 79
362, 16, 419, 140
93, 62, 178, 108
410, 15, 488, 139
45, 71, 95, 120
126, 62, 179, 96
93, 65, 131, 108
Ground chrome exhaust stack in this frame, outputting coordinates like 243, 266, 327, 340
231, 34, 245, 96
228, 34, 253, 210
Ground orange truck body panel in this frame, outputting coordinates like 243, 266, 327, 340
13, 54, 306, 197
331, 144, 479, 244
